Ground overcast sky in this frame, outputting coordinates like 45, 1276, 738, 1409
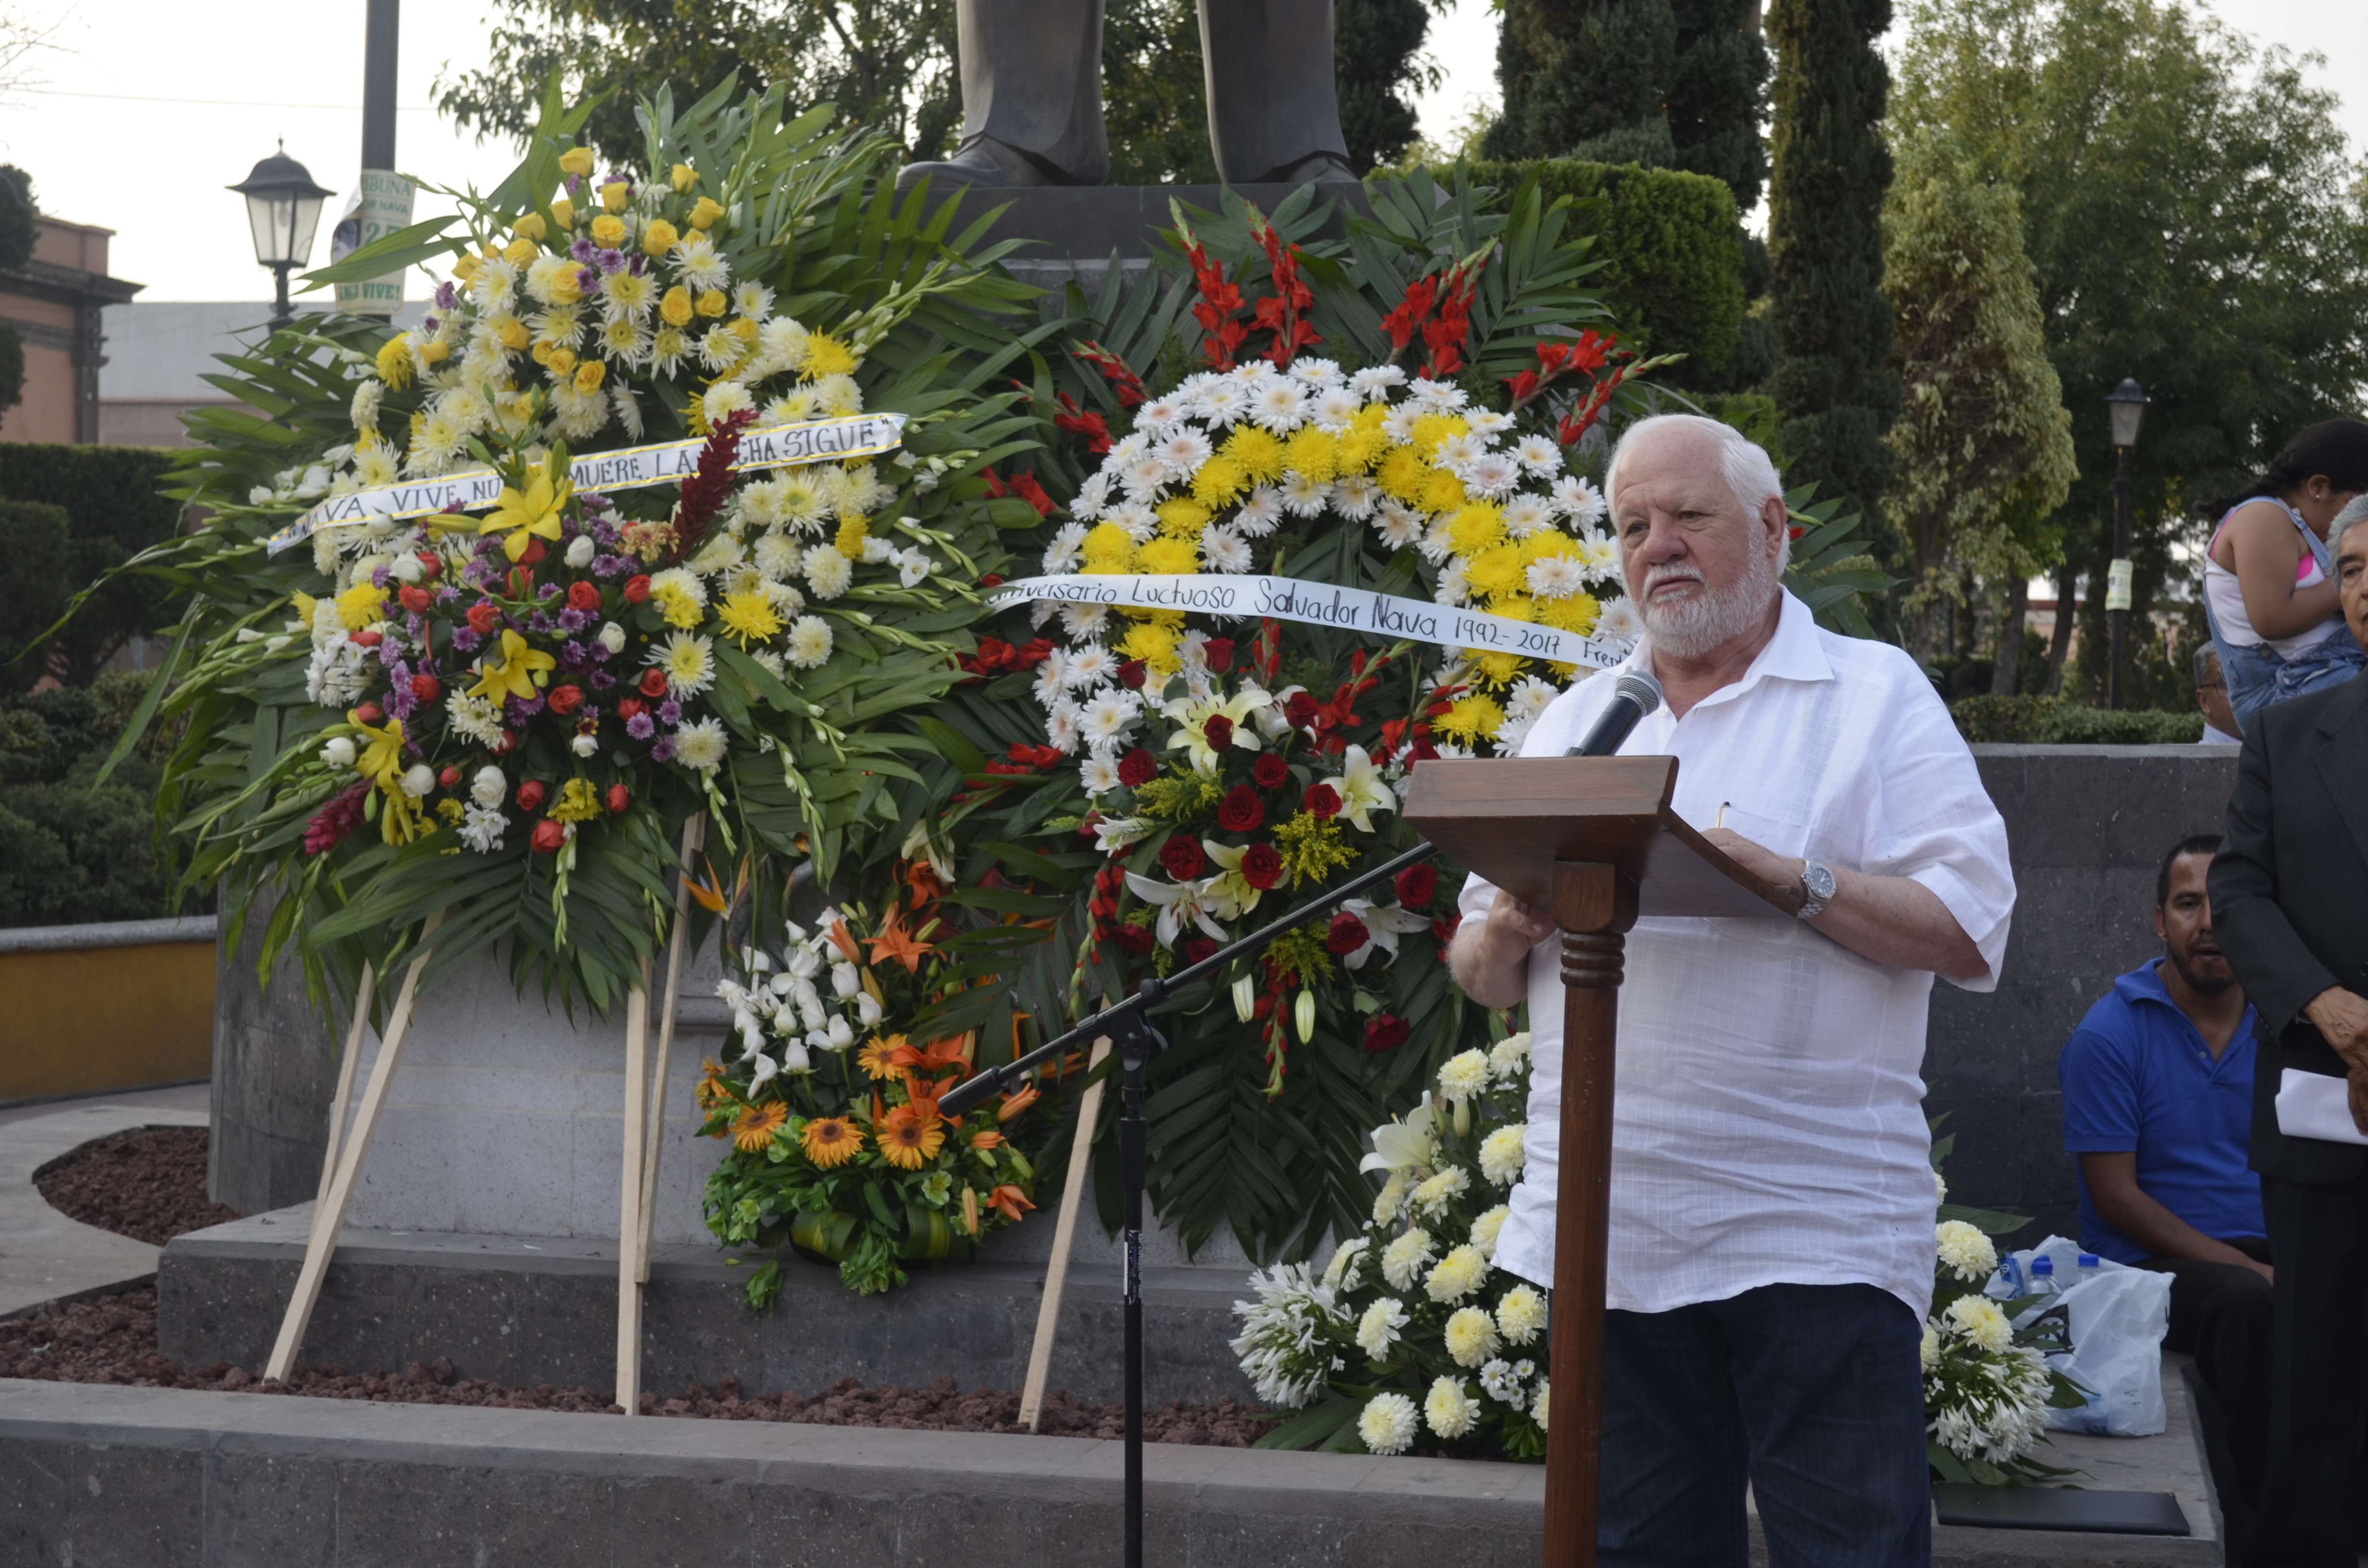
8, 0, 2365, 303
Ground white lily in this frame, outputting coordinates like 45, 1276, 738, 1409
1334, 897, 1434, 970
1122, 870, 1230, 947
1198, 839, 1268, 920
1092, 815, 1155, 853
1360, 1100, 1438, 1174
1330, 744, 1397, 833
1161, 683, 1273, 774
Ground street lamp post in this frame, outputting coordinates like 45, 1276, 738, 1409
2104, 379, 2149, 709
230, 143, 333, 332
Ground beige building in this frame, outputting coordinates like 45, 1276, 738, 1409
0, 215, 143, 443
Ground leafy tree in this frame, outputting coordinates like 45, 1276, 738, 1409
0, 163, 35, 271
1880, 126, 2075, 672
1486, 0, 1678, 165
1669, 0, 1771, 213
1335, 0, 1441, 173
1103, 0, 1217, 184
1765, 0, 1899, 547
1893, 0, 2368, 700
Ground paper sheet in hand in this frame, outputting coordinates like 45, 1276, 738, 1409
2275, 1067, 2368, 1146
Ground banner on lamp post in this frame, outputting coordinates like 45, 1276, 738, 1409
332, 170, 416, 317
2104, 558, 2134, 612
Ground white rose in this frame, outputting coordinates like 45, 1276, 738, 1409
390, 553, 422, 584
399, 763, 435, 798
571, 733, 599, 758
831, 962, 860, 999
469, 766, 506, 808
565, 534, 596, 568
597, 620, 626, 653
320, 736, 357, 768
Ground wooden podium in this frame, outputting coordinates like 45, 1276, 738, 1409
1403, 755, 1792, 1567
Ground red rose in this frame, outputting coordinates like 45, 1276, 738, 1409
1204, 714, 1233, 752
517, 536, 547, 567
415, 552, 441, 581
1118, 660, 1147, 690
410, 673, 442, 704
397, 584, 432, 614
1431, 913, 1462, 943
546, 684, 584, 717
622, 574, 652, 604
1114, 923, 1156, 956
1325, 909, 1369, 956
1363, 1014, 1410, 1053
1239, 844, 1283, 890
350, 629, 382, 648
438, 765, 461, 789
1284, 691, 1319, 729
567, 581, 601, 612
466, 601, 501, 636
1216, 784, 1264, 833
1159, 836, 1206, 881
1117, 747, 1158, 788
1408, 736, 1439, 763
1202, 637, 1234, 674
353, 702, 382, 724
638, 668, 669, 698
516, 780, 547, 812
1394, 863, 1437, 908
1252, 753, 1287, 790
1302, 782, 1341, 818
606, 784, 630, 813
1180, 937, 1219, 965
982, 573, 1005, 588
530, 819, 568, 854
617, 697, 645, 721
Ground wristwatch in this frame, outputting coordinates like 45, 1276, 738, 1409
1795, 860, 1837, 920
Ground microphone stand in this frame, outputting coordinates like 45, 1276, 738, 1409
938, 836, 1443, 1568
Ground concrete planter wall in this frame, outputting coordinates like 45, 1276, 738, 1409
0, 916, 216, 1104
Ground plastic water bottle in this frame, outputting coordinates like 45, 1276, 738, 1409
2027, 1254, 2057, 1295
1994, 1252, 2028, 1298
2076, 1252, 2101, 1281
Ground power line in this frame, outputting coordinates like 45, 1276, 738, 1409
21, 87, 440, 111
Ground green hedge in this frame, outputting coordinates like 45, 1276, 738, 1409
0, 675, 182, 926
0, 443, 185, 685
1453, 159, 1746, 382
0, 499, 69, 696
1950, 695, 2205, 746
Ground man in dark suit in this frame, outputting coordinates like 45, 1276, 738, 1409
2210, 505, 2368, 1568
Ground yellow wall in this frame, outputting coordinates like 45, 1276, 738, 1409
0, 940, 215, 1102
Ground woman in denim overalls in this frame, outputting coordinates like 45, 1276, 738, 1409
2201, 419, 2368, 734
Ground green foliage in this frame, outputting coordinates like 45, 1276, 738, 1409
1102, 0, 1219, 184
0, 164, 35, 273
1335, 0, 1444, 175
1765, 0, 1899, 544
0, 445, 185, 685
0, 676, 187, 926
1456, 159, 1743, 380
1668, 0, 1772, 213
1486, 0, 1677, 168
1783, 483, 1896, 638
1948, 694, 2203, 745
0, 499, 68, 693
0, 322, 23, 415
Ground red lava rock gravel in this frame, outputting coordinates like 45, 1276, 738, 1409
0, 1289, 1267, 1444
33, 1127, 240, 1247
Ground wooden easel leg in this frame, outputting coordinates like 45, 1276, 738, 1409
312, 961, 375, 1216
634, 813, 704, 1289
1542, 862, 1638, 1568
1020, 1036, 1113, 1432
616, 965, 652, 1415
266, 918, 443, 1383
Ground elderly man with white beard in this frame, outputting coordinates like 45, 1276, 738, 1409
1446, 414, 2016, 1567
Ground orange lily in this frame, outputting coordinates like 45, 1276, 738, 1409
823, 915, 863, 964
969, 1128, 1005, 1151
986, 1184, 1036, 1223
887, 1034, 972, 1081
694, 1059, 729, 1112
997, 1084, 1041, 1123
866, 908, 935, 975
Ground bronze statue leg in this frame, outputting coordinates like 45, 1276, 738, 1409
1197, 0, 1356, 184
897, 0, 1110, 190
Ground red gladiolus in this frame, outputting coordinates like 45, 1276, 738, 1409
1302, 782, 1341, 818
516, 780, 547, 812
567, 581, 601, 612
1283, 691, 1319, 730
410, 673, 442, 704
1216, 784, 1264, 833
353, 702, 382, 724
1394, 863, 1437, 908
1159, 836, 1206, 881
1203, 714, 1233, 752
606, 784, 630, 813
1325, 909, 1369, 956
622, 575, 652, 604
1117, 747, 1159, 788
1118, 660, 1147, 690
466, 601, 501, 636
1239, 843, 1283, 890
1114, 924, 1155, 956
1202, 637, 1234, 674
397, 585, 432, 614
438, 765, 462, 789
638, 668, 669, 698
1053, 392, 1114, 455
530, 819, 568, 854
1363, 1014, 1410, 1053
546, 684, 584, 717
1252, 753, 1287, 790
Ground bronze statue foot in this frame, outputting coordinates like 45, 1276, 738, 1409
895, 135, 1091, 192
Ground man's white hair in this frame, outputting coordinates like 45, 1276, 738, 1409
1604, 413, 1790, 570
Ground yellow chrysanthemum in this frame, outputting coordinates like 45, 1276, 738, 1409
834, 514, 868, 558
1191, 453, 1250, 506
1465, 544, 1527, 599
1376, 445, 1429, 502
1435, 693, 1506, 745
804, 333, 858, 378
1538, 593, 1602, 635
717, 588, 783, 648
1282, 427, 1339, 483
1079, 522, 1135, 575
1446, 502, 1505, 555
1334, 426, 1389, 473
1468, 650, 1524, 687
335, 582, 386, 632
373, 335, 413, 389
1419, 469, 1468, 515
551, 778, 603, 823
652, 579, 705, 630
1409, 412, 1469, 459
1154, 497, 1210, 538
1221, 426, 1286, 483
1117, 618, 1182, 675
1137, 536, 1199, 576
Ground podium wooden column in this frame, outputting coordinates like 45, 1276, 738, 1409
1404, 755, 1790, 1568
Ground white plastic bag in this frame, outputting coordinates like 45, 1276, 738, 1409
1986, 1235, 2171, 1436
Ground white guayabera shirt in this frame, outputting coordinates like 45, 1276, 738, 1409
1457, 590, 2014, 1320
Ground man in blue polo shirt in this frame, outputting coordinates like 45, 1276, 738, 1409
2059, 833, 2268, 1524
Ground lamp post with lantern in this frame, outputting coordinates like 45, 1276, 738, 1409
2104, 378, 2149, 709
230, 143, 333, 333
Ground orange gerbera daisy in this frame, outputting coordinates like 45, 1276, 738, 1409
857, 1034, 905, 1081
878, 1103, 946, 1170
730, 1101, 788, 1152
800, 1115, 863, 1169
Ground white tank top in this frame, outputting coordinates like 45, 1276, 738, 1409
2203, 498, 2342, 658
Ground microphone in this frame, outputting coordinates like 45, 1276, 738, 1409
1566, 669, 1663, 757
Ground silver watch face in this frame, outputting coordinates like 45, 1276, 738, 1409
1804, 862, 1837, 903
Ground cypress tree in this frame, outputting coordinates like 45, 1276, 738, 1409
1667, 0, 1770, 213
1765, 0, 1898, 532
1335, 0, 1435, 172
1485, 0, 1677, 166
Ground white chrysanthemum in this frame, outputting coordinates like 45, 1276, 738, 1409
350, 378, 383, 434
753, 315, 810, 378
702, 380, 754, 424
1507, 678, 1559, 723
785, 615, 833, 669
1526, 552, 1588, 600
1032, 649, 1071, 705
803, 545, 852, 599
750, 530, 802, 580
1360, 1392, 1419, 1456
1945, 1294, 2013, 1355
1514, 433, 1562, 475
1425, 1375, 1480, 1438
1041, 522, 1089, 575
1060, 602, 1110, 640
1922, 1323, 1942, 1371
1407, 376, 1467, 411
1118, 455, 1169, 498
1073, 749, 1117, 797
1380, 1227, 1436, 1291
1321, 1237, 1370, 1293
1201, 525, 1254, 574
1310, 387, 1362, 431
1463, 453, 1521, 498
1250, 380, 1308, 432
1107, 500, 1157, 542
1374, 500, 1426, 550
1434, 432, 1484, 472
445, 690, 506, 748
1470, 1204, 1510, 1260
673, 716, 728, 772
1426, 1244, 1491, 1306
1154, 428, 1213, 478
1477, 1123, 1529, 1187
1437, 1048, 1491, 1102
812, 373, 863, 416
1935, 1168, 1949, 1202
1443, 1303, 1501, 1368
1351, 365, 1406, 397
1496, 1284, 1547, 1346
675, 235, 730, 291
1552, 474, 1608, 526
1287, 356, 1342, 386
1279, 471, 1330, 516
611, 382, 644, 439
649, 630, 717, 698
1596, 598, 1643, 644
470, 255, 519, 311
696, 324, 744, 373
1501, 496, 1554, 539
1080, 689, 1142, 747
1045, 699, 1082, 754
1410, 1165, 1471, 1217
1372, 1169, 1410, 1226
599, 315, 653, 365
729, 280, 774, 321
458, 803, 507, 854
763, 388, 819, 427
1936, 1221, 1998, 1284
1332, 474, 1380, 520
1194, 378, 1248, 426
1064, 643, 1116, 689
1356, 1295, 1408, 1361
1071, 470, 1112, 521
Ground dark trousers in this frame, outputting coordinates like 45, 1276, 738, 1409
1599, 1282, 1931, 1568
2249, 1170, 2368, 1568
2136, 1237, 2272, 1561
